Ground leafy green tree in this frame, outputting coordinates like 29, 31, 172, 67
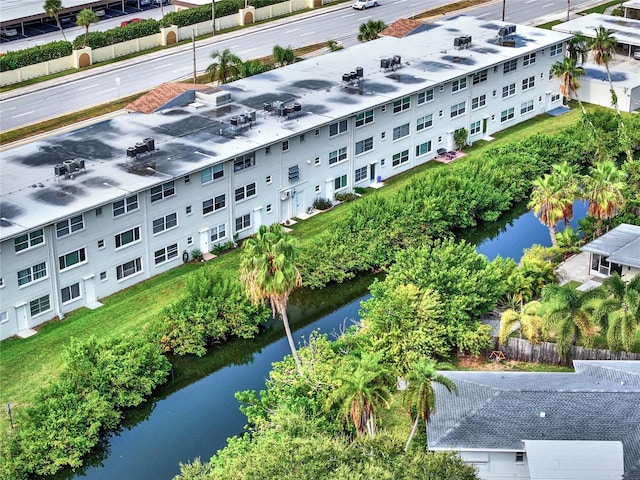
357, 20, 386, 42
551, 57, 586, 112
528, 174, 565, 246
541, 284, 599, 356
237, 58, 270, 78
402, 360, 457, 452
454, 127, 468, 150
241, 224, 303, 374
589, 273, 640, 351
583, 160, 627, 221
44, 0, 67, 41
75, 9, 99, 48
499, 301, 546, 344
272, 44, 295, 67
206, 48, 242, 84
325, 352, 393, 437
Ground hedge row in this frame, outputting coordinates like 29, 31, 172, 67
72, 19, 161, 50
0, 41, 71, 72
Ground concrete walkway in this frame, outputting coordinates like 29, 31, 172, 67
555, 251, 594, 286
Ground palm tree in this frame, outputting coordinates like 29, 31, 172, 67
567, 32, 589, 65
583, 160, 627, 221
205, 48, 242, 84
240, 224, 303, 375
357, 20, 387, 42
326, 353, 393, 437
75, 9, 99, 48
44, 0, 66, 41
589, 27, 633, 162
551, 57, 586, 113
589, 273, 640, 351
272, 45, 295, 67
528, 174, 565, 247
499, 301, 546, 344
551, 161, 580, 228
403, 360, 457, 452
237, 59, 270, 79
541, 284, 599, 357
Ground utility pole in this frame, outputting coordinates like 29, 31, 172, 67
567, 0, 571, 21
192, 30, 196, 83
212, 0, 216, 36
502, 0, 506, 21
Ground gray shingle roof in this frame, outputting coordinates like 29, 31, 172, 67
428, 361, 640, 479
580, 224, 640, 268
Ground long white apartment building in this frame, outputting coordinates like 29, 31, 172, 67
0, 15, 572, 340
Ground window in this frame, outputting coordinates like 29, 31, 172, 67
100, 271, 107, 281
355, 166, 368, 182
18, 262, 47, 286
300, 134, 305, 142
235, 183, 256, 202
288, 165, 300, 182
392, 149, 409, 167
355, 109, 374, 127
355, 137, 374, 155
515, 452, 525, 463
417, 88, 434, 104
150, 181, 175, 202
472, 69, 488, 84
0, 278, 3, 288
550, 42, 563, 56
315, 128, 320, 136
416, 114, 433, 131
30, 295, 50, 316
329, 120, 348, 137
415, 141, 432, 157
115, 227, 141, 249
393, 96, 411, 113
314, 157, 321, 166
282, 140, 289, 152
14, 229, 44, 253
186, 205, 192, 215
266, 204, 272, 213
59, 248, 87, 270
381, 131, 386, 139
470, 120, 481, 135
471, 94, 486, 110
522, 76, 535, 91
451, 77, 467, 92
56, 215, 84, 239
503, 59, 517, 73
315, 185, 321, 193
113, 195, 138, 217
501, 107, 515, 123
203, 194, 226, 214
154, 244, 178, 265
329, 147, 348, 165
61, 283, 81, 303
187, 237, 194, 246
551, 93, 561, 102
392, 123, 410, 140
265, 146, 271, 155
438, 110, 444, 118
117, 258, 142, 280
0, 311, 7, 324
233, 154, 255, 172
334, 174, 347, 190
523, 52, 537, 66
210, 223, 227, 242
184, 175, 190, 184
95, 207, 103, 216
520, 99, 534, 114
266, 175, 272, 184
152, 213, 178, 234
235, 214, 251, 232
502, 83, 516, 98
381, 158, 385, 166
450, 102, 466, 118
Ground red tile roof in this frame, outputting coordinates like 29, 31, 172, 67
125, 83, 213, 114
380, 18, 424, 38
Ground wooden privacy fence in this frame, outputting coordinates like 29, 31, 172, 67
492, 337, 640, 366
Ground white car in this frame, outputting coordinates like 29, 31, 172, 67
352, 0, 378, 10
0, 26, 18, 37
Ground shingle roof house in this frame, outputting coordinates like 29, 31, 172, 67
428, 361, 640, 480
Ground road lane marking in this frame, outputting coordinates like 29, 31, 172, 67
525, 0, 536, 3
285, 28, 300, 33
542, 2, 554, 7
77, 83, 99, 91
153, 63, 174, 70
300, 31, 315, 37
12, 110, 34, 118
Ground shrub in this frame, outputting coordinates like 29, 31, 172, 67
334, 192, 359, 203
312, 198, 333, 210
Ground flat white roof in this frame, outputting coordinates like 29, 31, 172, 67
552, 13, 640, 47
0, 15, 572, 241
0, 0, 115, 25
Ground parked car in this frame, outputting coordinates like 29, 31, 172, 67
126, 0, 152, 6
0, 26, 19, 37
352, 0, 378, 9
152, 0, 170, 4
634, 50, 640, 60
121, 18, 144, 27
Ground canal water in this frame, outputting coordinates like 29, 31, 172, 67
67, 201, 587, 480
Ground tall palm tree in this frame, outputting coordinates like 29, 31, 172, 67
75, 9, 99, 48
551, 57, 586, 113
567, 32, 589, 65
403, 360, 457, 452
240, 224, 303, 374
272, 45, 295, 67
541, 284, 599, 357
590, 27, 633, 162
44, 0, 66, 41
528, 174, 565, 246
206, 48, 242, 84
589, 273, 640, 352
583, 160, 627, 221
357, 20, 387, 42
326, 353, 393, 437
551, 161, 580, 228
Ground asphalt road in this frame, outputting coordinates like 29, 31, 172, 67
0, 0, 604, 134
